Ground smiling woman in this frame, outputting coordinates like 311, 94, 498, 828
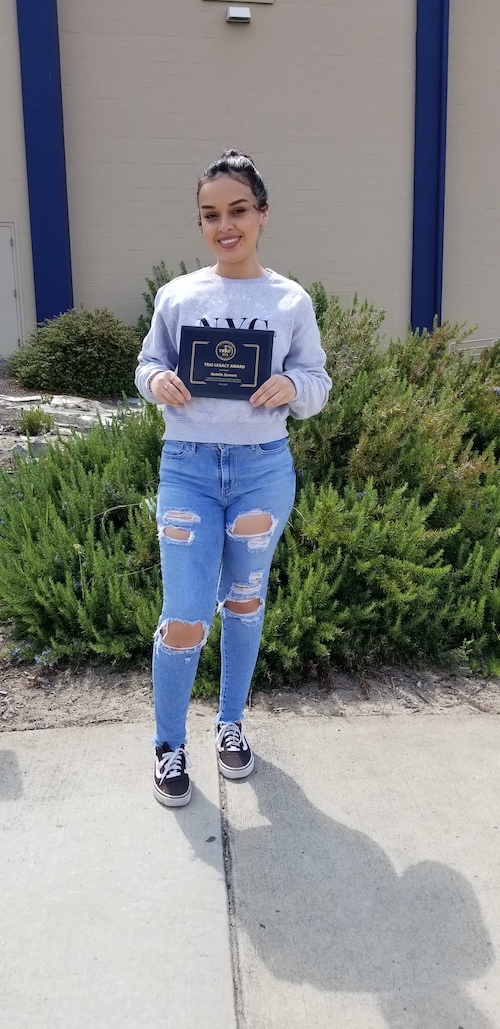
197, 150, 269, 279
199, 181, 266, 278
135, 148, 331, 808
198, 180, 267, 277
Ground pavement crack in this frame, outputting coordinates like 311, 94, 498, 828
219, 774, 247, 1029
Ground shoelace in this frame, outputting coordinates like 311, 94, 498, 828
157, 746, 192, 784
216, 722, 249, 753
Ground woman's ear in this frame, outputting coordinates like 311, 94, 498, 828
261, 205, 269, 227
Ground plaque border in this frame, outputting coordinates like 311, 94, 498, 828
189, 341, 260, 389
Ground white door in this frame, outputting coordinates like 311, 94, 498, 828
0, 223, 22, 360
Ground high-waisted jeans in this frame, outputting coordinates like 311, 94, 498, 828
153, 438, 296, 748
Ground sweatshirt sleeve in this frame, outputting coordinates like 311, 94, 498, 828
134, 287, 179, 404
283, 292, 332, 420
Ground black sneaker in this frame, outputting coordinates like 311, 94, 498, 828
153, 743, 192, 807
215, 722, 254, 780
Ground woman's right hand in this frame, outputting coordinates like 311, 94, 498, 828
149, 370, 192, 407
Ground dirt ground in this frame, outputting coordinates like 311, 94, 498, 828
1, 622, 499, 733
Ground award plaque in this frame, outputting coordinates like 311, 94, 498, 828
177, 326, 274, 400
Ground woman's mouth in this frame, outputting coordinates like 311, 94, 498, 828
218, 237, 241, 249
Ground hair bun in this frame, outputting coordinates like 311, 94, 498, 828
221, 148, 255, 165
197, 150, 268, 214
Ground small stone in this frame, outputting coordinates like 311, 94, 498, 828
29, 439, 49, 456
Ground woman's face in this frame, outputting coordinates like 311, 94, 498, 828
198, 174, 268, 278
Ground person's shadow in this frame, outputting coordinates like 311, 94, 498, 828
173, 755, 494, 1029
0, 750, 23, 800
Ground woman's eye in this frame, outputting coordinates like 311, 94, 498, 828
204, 213, 218, 220
232, 208, 246, 216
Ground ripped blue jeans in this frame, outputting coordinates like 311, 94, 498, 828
153, 438, 296, 748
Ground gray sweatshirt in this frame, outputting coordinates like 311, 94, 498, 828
135, 267, 331, 444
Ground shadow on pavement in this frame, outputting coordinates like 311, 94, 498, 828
0, 750, 23, 800
177, 755, 494, 1029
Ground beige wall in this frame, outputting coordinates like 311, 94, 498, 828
57, 0, 416, 342
443, 0, 500, 345
0, 0, 36, 352
7, 1, 500, 356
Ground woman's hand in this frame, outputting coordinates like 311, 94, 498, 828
249, 374, 297, 409
150, 370, 191, 407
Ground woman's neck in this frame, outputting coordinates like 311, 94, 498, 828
212, 258, 267, 280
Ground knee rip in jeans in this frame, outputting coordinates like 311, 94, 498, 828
159, 509, 200, 546
226, 570, 264, 605
226, 510, 278, 552
219, 597, 265, 622
155, 618, 208, 658
218, 573, 265, 621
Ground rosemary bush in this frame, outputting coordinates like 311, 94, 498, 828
134, 261, 188, 339
0, 404, 164, 664
1, 291, 499, 683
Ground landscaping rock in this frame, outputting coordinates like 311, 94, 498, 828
0, 380, 143, 472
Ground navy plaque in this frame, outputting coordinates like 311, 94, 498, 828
178, 326, 274, 400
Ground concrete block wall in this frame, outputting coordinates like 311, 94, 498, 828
443, 0, 500, 345
57, 0, 416, 342
0, 0, 36, 351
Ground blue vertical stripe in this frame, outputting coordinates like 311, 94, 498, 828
16, 0, 73, 323
411, 0, 450, 332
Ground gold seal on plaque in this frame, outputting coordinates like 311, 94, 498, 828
215, 340, 237, 361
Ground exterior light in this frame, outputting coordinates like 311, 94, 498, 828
226, 7, 251, 22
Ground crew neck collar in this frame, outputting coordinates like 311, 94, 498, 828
206, 266, 273, 284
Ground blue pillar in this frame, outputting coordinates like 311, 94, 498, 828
411, 0, 450, 333
16, 0, 73, 323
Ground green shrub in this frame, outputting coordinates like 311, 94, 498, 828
0, 404, 164, 664
348, 375, 472, 493
288, 298, 500, 673
308, 280, 329, 331
387, 323, 500, 458
258, 480, 457, 673
18, 408, 54, 436
289, 293, 387, 486
460, 341, 500, 457
10, 307, 140, 398
191, 477, 500, 687
135, 261, 188, 339
1, 290, 500, 681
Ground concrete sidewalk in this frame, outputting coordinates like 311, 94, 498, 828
0, 715, 236, 1029
224, 713, 500, 1029
1, 710, 499, 1029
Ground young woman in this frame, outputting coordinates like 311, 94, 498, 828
135, 150, 331, 807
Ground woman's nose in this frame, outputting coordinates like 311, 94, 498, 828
219, 212, 234, 231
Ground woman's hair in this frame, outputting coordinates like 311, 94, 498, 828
197, 149, 268, 223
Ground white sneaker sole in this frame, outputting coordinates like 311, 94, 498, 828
152, 779, 192, 807
217, 751, 255, 780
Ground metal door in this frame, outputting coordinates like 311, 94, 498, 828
0, 223, 22, 360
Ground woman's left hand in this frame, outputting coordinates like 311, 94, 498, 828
250, 374, 297, 408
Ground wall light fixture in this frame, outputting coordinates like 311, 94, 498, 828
226, 7, 251, 22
